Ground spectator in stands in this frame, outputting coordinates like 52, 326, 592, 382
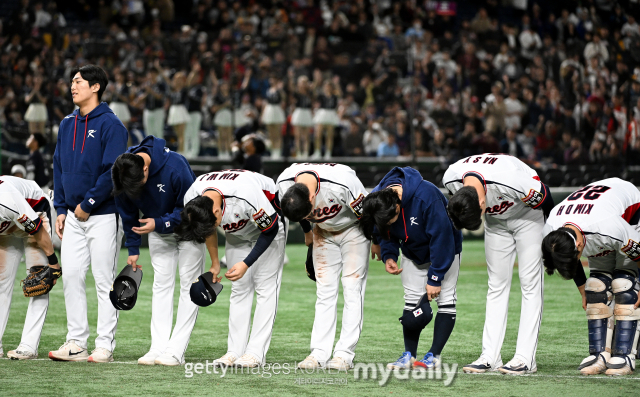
312, 78, 342, 159
500, 128, 524, 158
25, 133, 48, 188
565, 136, 589, 165
377, 133, 399, 158
344, 120, 364, 157
363, 121, 387, 157
23, 74, 47, 135
166, 71, 189, 153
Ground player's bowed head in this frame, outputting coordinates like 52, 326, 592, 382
174, 195, 221, 244
112, 153, 148, 200
541, 227, 583, 280
359, 188, 402, 241
446, 186, 484, 231
280, 182, 314, 222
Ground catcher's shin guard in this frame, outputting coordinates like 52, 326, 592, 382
610, 273, 640, 368
585, 273, 615, 356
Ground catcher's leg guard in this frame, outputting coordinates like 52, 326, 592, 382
607, 273, 640, 374
579, 273, 614, 373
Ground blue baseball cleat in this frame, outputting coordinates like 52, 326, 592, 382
386, 351, 415, 369
413, 352, 439, 369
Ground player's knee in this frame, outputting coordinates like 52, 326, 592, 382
399, 295, 433, 331
437, 303, 456, 315
585, 272, 613, 319
612, 272, 640, 320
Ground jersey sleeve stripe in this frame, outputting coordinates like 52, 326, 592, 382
462, 171, 487, 193
622, 202, 640, 225
0, 203, 19, 214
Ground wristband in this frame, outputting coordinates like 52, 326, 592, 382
47, 253, 59, 266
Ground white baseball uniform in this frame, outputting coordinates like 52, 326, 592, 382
543, 178, 640, 275
277, 163, 370, 365
0, 176, 53, 354
443, 154, 550, 369
185, 170, 285, 363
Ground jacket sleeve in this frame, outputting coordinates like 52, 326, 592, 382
115, 193, 142, 256
80, 124, 128, 213
53, 130, 67, 214
380, 235, 401, 263
424, 200, 457, 287
154, 164, 195, 234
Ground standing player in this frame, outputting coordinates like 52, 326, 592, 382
49, 65, 127, 363
111, 135, 202, 366
0, 176, 59, 360
176, 170, 285, 368
277, 163, 370, 371
443, 153, 554, 375
360, 166, 462, 370
542, 178, 640, 376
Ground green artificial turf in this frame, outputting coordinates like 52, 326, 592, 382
0, 241, 638, 396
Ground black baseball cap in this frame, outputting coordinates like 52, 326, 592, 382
109, 265, 143, 311
190, 272, 223, 307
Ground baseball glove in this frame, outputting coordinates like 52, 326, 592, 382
21, 266, 62, 297
305, 243, 316, 282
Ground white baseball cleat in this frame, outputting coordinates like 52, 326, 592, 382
578, 352, 609, 375
235, 354, 262, 368
605, 355, 635, 376
7, 346, 37, 360
154, 353, 184, 366
326, 356, 353, 371
463, 357, 503, 373
48, 340, 89, 362
297, 355, 322, 370
88, 347, 114, 363
498, 358, 537, 375
138, 350, 161, 366
213, 352, 238, 367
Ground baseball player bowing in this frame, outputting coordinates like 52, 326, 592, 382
111, 135, 202, 366
360, 166, 462, 370
0, 176, 59, 360
278, 163, 370, 371
50, 65, 127, 363
542, 177, 640, 376
176, 170, 285, 368
444, 153, 554, 375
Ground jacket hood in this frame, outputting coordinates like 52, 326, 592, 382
71, 102, 114, 120
129, 135, 170, 176
379, 167, 423, 207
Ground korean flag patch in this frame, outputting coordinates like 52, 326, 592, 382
413, 308, 423, 317
622, 239, 640, 261
253, 209, 273, 231
350, 193, 365, 218
521, 189, 543, 208
17, 214, 37, 233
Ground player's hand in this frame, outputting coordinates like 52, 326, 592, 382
209, 261, 222, 283
304, 231, 313, 246
74, 204, 89, 222
56, 214, 66, 239
127, 255, 141, 271
634, 289, 640, 309
426, 285, 441, 302
578, 284, 587, 311
133, 218, 155, 235
225, 261, 249, 281
371, 244, 381, 261
385, 259, 402, 275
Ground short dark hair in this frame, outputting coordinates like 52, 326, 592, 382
281, 183, 313, 222
541, 227, 580, 279
31, 133, 47, 148
70, 64, 109, 101
175, 196, 217, 243
359, 189, 401, 240
111, 153, 146, 199
447, 186, 483, 230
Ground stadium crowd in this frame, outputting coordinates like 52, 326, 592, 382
2, 0, 640, 176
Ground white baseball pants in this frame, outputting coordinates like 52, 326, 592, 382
147, 231, 205, 361
400, 253, 461, 312
481, 210, 545, 369
143, 108, 165, 139
310, 225, 370, 365
61, 211, 123, 351
0, 214, 52, 353
224, 223, 286, 363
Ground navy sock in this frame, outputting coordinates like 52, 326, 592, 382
402, 310, 421, 357
429, 308, 456, 356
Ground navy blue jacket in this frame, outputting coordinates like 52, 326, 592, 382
372, 167, 463, 286
53, 102, 128, 216
114, 136, 195, 256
